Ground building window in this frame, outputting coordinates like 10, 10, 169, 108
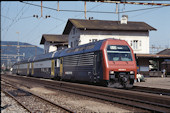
139, 40, 142, 47
71, 42, 73, 48
131, 40, 141, 50
73, 27, 76, 35
130, 41, 132, 46
133, 40, 138, 50
74, 40, 77, 47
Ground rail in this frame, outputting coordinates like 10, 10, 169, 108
2, 74, 170, 112
1, 80, 75, 113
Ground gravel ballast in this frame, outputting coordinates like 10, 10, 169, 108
29, 86, 131, 112
1, 92, 29, 113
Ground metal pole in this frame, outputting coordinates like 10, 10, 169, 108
57, 1, 59, 11
41, 1, 43, 17
35, 46, 37, 55
85, 1, 87, 19
16, 32, 20, 62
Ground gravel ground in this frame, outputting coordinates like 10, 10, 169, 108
1, 86, 132, 113
1, 75, 141, 113
1, 92, 29, 113
28, 87, 132, 113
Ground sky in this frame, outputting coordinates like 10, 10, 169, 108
1, 1, 170, 53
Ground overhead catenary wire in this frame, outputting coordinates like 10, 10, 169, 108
2, 2, 10, 28
50, 16, 66, 22
20, 1, 170, 14
97, 1, 170, 6
24, 19, 44, 42
5, 2, 27, 31
74, 2, 103, 18
44, 21, 66, 34
19, 1, 170, 46
18, 1, 170, 36
1, 15, 14, 21
129, 7, 161, 19
47, 2, 104, 34
2, 1, 170, 52
3, 1, 32, 31
2, 2, 32, 39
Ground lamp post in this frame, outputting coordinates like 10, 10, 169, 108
16, 32, 20, 62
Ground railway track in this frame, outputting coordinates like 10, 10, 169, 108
131, 86, 170, 96
1, 80, 75, 113
2, 74, 170, 112
44, 83, 170, 113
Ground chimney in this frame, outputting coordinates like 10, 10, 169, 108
121, 15, 128, 24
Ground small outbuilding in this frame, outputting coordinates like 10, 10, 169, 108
136, 54, 170, 76
40, 34, 68, 53
157, 48, 170, 75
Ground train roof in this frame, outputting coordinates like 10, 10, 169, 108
28, 50, 63, 62
53, 39, 105, 58
15, 38, 127, 64
15, 52, 56, 64
33, 52, 54, 61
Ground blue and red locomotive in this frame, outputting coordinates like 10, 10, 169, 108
12, 39, 137, 88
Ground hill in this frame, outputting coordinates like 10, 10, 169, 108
1, 41, 44, 66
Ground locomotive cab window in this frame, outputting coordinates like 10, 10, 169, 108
107, 45, 132, 61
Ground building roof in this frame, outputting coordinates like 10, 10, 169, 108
157, 49, 170, 55
63, 19, 157, 34
136, 54, 170, 59
40, 34, 68, 44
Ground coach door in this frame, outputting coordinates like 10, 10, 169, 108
51, 60, 55, 76
31, 63, 34, 75
27, 63, 30, 75
60, 57, 63, 76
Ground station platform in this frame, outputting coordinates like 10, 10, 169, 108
134, 77, 170, 90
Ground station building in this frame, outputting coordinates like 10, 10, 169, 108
40, 17, 170, 76
40, 34, 68, 53
62, 18, 156, 54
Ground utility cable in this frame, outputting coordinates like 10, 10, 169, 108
20, 1, 169, 14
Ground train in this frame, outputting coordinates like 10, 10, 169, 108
12, 38, 137, 88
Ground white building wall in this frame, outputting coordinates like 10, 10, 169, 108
68, 26, 80, 48
49, 45, 57, 52
69, 29, 149, 54
44, 41, 57, 53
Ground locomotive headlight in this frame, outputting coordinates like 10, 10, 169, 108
110, 71, 114, 74
130, 71, 134, 74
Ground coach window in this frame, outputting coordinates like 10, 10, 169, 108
57, 59, 60, 67
55, 60, 57, 67
92, 39, 97, 42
